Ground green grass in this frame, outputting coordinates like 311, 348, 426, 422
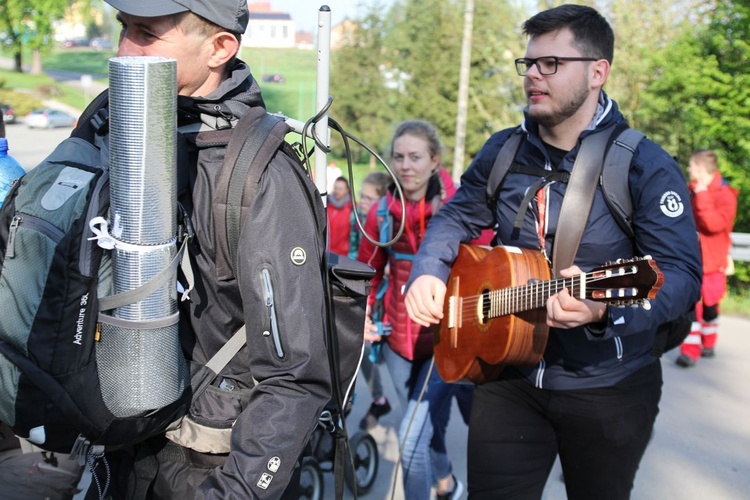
240, 47, 318, 120
722, 289, 750, 319
0, 69, 85, 113
43, 49, 112, 76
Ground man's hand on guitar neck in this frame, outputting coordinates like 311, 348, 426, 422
547, 266, 608, 329
405, 275, 446, 327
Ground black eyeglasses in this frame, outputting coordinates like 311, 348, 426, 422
514, 56, 600, 76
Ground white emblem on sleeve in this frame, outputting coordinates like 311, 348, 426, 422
291, 247, 307, 266
267, 456, 281, 473
659, 191, 684, 218
257, 472, 274, 490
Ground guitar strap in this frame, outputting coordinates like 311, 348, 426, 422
551, 125, 616, 277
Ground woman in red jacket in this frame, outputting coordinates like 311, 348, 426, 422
327, 176, 353, 256
357, 120, 471, 499
677, 149, 739, 367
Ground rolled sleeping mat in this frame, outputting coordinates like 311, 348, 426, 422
97, 56, 188, 417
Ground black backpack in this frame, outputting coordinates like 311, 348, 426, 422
486, 124, 692, 355
0, 93, 372, 459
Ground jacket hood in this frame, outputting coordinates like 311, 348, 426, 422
177, 59, 265, 129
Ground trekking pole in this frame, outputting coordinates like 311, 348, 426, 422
315, 5, 331, 206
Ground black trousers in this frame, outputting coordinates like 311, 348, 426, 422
467, 361, 662, 500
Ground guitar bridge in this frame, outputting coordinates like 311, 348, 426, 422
447, 296, 456, 330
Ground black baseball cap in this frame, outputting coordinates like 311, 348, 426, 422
105, 0, 249, 34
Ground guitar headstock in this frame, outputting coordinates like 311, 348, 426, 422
585, 256, 664, 307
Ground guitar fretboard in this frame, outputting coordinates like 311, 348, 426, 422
487, 275, 585, 318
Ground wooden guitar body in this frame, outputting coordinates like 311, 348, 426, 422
435, 245, 662, 384
436, 245, 550, 384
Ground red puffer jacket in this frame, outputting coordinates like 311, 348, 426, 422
691, 174, 738, 275
357, 168, 456, 361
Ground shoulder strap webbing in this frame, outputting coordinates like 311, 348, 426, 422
213, 108, 291, 280
486, 128, 524, 208
552, 126, 614, 276
376, 196, 391, 245
600, 128, 645, 239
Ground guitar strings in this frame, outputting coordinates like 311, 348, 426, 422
456, 273, 632, 321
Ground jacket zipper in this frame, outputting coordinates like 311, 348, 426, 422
7, 214, 65, 259
614, 336, 623, 360
260, 268, 284, 358
535, 358, 546, 389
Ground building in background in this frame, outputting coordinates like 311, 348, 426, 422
243, 1, 295, 48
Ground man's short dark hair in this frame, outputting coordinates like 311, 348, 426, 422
522, 4, 614, 64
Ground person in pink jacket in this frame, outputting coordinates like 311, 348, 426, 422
677, 149, 739, 367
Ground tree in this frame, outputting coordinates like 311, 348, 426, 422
330, 3, 400, 168
636, 2, 750, 234
0, 0, 71, 73
382, 0, 527, 169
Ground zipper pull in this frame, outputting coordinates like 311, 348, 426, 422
6, 216, 21, 259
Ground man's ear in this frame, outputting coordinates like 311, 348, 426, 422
208, 32, 240, 69
590, 59, 610, 90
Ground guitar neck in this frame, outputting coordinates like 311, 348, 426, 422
488, 274, 586, 318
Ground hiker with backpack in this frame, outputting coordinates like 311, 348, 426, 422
73, 1, 332, 498
357, 120, 479, 500
404, 5, 702, 499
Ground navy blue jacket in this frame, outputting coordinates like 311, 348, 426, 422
409, 94, 702, 390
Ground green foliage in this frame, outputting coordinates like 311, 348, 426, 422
43, 49, 110, 76
330, 0, 527, 172
0, 68, 81, 111
636, 5, 750, 235
0, 0, 70, 71
330, 2, 400, 165
0, 87, 44, 116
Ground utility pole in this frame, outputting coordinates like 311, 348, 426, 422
452, 0, 475, 185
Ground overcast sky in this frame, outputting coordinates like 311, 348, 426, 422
273, 1, 395, 33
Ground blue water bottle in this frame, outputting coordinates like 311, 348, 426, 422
0, 137, 25, 208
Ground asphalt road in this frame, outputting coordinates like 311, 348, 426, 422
4, 125, 749, 499
339, 314, 750, 500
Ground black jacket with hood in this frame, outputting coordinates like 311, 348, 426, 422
173, 61, 331, 498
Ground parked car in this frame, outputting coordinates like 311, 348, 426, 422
24, 109, 77, 129
261, 73, 286, 84
89, 37, 114, 51
1, 104, 16, 124
61, 38, 90, 48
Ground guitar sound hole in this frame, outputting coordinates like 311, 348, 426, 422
478, 289, 491, 324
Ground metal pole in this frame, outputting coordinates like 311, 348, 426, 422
452, 0, 474, 185
315, 5, 332, 204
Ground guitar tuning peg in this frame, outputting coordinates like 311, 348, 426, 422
643, 255, 653, 261
641, 299, 651, 311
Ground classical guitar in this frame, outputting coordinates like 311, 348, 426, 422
436, 244, 664, 384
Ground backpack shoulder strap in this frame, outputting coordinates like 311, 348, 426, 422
213, 108, 291, 280
486, 127, 524, 208
376, 196, 392, 245
600, 126, 646, 239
